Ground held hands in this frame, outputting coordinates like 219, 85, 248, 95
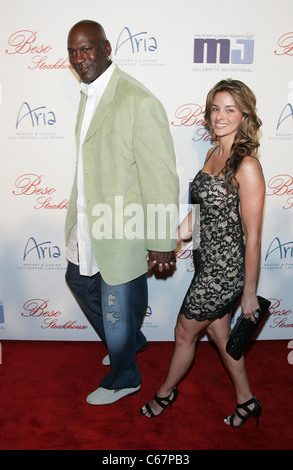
147, 250, 176, 274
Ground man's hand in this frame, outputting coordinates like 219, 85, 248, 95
147, 250, 176, 273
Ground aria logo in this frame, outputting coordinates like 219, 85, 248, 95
264, 237, 293, 262
145, 306, 152, 318
277, 103, 293, 131
276, 82, 293, 131
16, 102, 56, 129
114, 27, 158, 55
269, 82, 293, 142
23, 237, 61, 262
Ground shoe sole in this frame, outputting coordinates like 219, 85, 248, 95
87, 386, 141, 405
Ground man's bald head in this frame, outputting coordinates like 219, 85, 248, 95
68, 20, 108, 44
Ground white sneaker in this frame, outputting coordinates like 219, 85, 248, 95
86, 385, 141, 405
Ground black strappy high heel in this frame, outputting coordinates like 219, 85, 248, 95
140, 387, 178, 418
224, 396, 262, 428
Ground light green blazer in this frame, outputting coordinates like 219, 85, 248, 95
65, 66, 179, 285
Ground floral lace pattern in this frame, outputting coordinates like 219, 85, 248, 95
180, 171, 245, 322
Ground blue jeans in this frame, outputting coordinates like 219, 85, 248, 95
65, 261, 148, 389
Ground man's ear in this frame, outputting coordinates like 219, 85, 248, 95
105, 40, 112, 57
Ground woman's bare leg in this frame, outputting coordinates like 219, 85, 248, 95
207, 315, 254, 426
140, 313, 210, 417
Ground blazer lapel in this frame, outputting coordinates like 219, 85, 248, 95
83, 67, 121, 144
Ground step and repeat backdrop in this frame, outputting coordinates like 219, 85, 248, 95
0, 0, 292, 341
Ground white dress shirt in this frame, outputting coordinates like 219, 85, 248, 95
66, 63, 115, 276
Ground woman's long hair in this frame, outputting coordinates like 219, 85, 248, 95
204, 79, 262, 193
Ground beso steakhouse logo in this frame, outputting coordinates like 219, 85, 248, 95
21, 299, 87, 330
171, 103, 212, 143
176, 242, 195, 272
266, 174, 293, 209
13, 173, 68, 210
274, 32, 293, 56
268, 299, 293, 329
5, 30, 71, 70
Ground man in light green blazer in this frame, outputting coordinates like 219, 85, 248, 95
65, 20, 179, 405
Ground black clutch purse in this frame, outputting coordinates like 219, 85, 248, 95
226, 296, 271, 360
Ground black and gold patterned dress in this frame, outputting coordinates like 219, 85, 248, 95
180, 167, 245, 322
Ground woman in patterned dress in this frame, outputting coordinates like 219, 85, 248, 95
140, 79, 265, 427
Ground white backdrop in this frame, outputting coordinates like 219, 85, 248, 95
1, 0, 293, 341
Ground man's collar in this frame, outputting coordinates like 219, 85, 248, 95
80, 63, 115, 96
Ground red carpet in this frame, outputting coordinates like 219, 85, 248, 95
0, 339, 292, 451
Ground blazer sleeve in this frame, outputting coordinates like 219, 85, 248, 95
132, 94, 179, 252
